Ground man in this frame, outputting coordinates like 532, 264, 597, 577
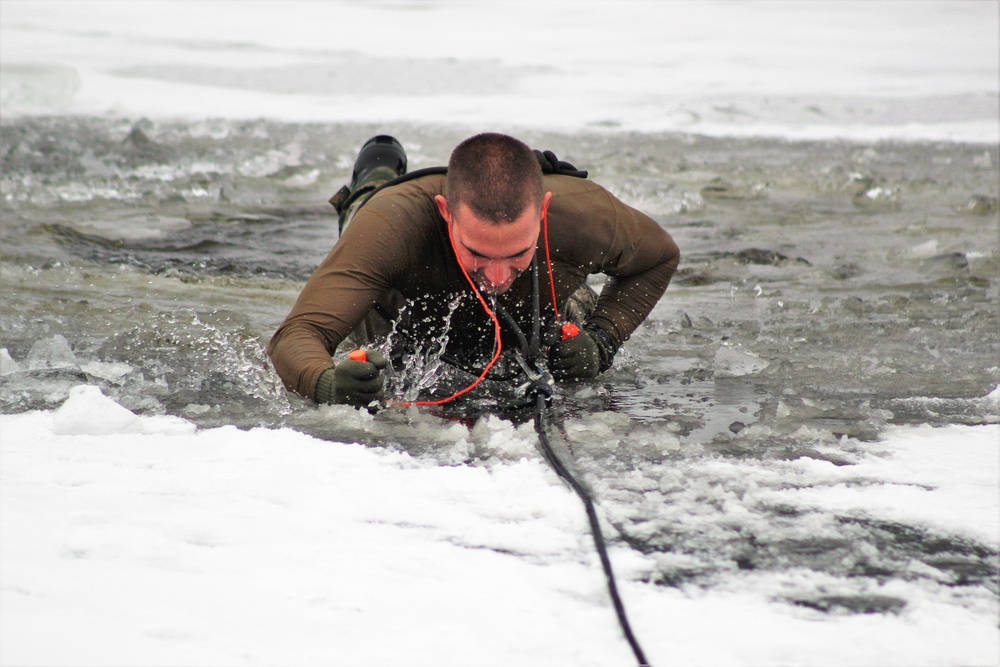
267, 133, 680, 406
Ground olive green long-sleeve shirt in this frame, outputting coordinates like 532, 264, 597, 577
268, 173, 680, 400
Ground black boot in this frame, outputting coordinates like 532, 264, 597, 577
330, 135, 408, 225
351, 135, 407, 188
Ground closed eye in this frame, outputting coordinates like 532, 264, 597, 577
464, 243, 534, 261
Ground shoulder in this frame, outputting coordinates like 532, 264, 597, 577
347, 173, 446, 237
544, 173, 607, 197
544, 174, 632, 230
332, 174, 448, 279
544, 174, 627, 217
367, 173, 446, 216
544, 174, 673, 262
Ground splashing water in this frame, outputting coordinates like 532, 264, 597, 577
382, 294, 465, 403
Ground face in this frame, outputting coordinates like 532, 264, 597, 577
436, 193, 551, 294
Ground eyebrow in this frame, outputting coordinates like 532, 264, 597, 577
463, 242, 535, 261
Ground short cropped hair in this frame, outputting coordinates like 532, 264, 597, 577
446, 133, 544, 223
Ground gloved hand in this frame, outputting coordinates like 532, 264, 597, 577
546, 324, 610, 380
314, 350, 388, 406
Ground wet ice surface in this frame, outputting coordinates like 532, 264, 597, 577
2, 116, 998, 664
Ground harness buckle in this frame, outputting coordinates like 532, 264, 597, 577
512, 349, 555, 400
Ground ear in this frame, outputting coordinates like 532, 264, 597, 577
541, 191, 553, 217
434, 194, 452, 225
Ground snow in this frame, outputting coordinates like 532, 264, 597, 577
1, 0, 997, 142
52, 385, 144, 435
769, 424, 999, 546
2, 386, 998, 666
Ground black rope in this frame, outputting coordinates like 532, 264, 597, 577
533, 395, 650, 667
529, 254, 542, 359
355, 153, 646, 662
491, 298, 531, 358
499, 233, 650, 666
521, 258, 649, 665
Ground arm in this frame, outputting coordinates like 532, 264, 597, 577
267, 210, 403, 400
571, 185, 680, 352
588, 231, 680, 353
545, 181, 679, 378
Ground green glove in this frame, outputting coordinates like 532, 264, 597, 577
314, 350, 388, 406
546, 324, 613, 380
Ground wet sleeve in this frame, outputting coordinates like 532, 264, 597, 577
586, 189, 680, 350
266, 211, 406, 399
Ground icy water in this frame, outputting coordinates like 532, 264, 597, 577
2, 117, 998, 617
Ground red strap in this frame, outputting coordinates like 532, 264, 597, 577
395, 206, 561, 407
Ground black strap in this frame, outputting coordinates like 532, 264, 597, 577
334, 149, 588, 215
336, 166, 449, 216
532, 149, 589, 178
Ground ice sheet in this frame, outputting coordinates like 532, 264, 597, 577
1, 387, 997, 666
1, 0, 996, 142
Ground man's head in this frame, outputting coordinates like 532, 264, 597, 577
434, 133, 551, 294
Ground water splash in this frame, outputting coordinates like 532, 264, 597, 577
95, 309, 291, 425
383, 294, 465, 403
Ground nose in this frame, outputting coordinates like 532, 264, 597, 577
483, 263, 509, 287
483, 262, 513, 289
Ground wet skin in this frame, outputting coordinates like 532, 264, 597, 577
435, 192, 552, 294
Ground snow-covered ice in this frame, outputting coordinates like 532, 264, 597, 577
2, 387, 998, 666
1, 0, 996, 142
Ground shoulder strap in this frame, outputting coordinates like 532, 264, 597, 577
331, 166, 448, 216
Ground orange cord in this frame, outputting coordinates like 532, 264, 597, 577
542, 206, 560, 323
543, 207, 580, 341
392, 207, 560, 408
395, 222, 504, 407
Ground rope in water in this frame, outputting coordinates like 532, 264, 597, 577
420, 212, 651, 666
533, 394, 650, 667
358, 168, 650, 663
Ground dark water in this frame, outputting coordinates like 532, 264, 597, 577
2, 116, 998, 611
